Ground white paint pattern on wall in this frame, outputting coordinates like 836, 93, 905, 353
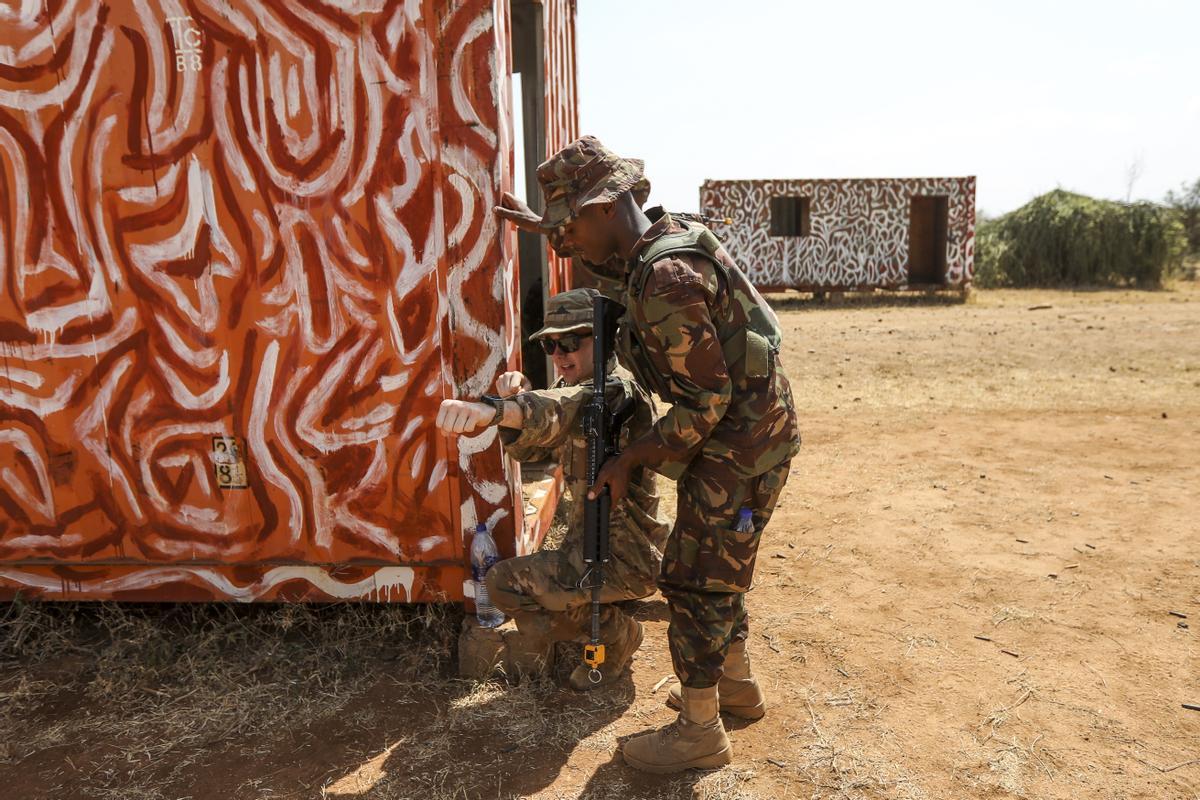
701, 177, 976, 289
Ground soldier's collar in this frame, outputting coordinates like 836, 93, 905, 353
622, 212, 673, 270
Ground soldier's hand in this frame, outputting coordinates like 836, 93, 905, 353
588, 453, 634, 505
494, 191, 542, 234
496, 371, 532, 397
435, 399, 495, 435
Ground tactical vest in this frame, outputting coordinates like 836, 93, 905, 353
619, 219, 784, 402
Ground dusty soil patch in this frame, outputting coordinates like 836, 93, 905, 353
2, 284, 1197, 799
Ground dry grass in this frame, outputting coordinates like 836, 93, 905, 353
0, 599, 457, 799
0, 595, 651, 798
542, 495, 573, 550
687, 765, 761, 800
791, 690, 929, 800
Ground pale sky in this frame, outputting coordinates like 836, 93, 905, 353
575, 0, 1200, 218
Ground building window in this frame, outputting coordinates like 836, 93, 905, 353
769, 196, 811, 237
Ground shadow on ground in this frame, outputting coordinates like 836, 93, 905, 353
0, 600, 654, 799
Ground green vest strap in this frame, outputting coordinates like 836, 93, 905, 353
637, 224, 722, 267
632, 219, 782, 381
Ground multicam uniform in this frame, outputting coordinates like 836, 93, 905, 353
486, 365, 669, 653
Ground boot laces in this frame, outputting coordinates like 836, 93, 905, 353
660, 718, 683, 739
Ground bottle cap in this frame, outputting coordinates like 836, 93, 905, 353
475, 522, 487, 534
737, 507, 753, 520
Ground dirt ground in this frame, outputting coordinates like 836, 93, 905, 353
2, 283, 1198, 800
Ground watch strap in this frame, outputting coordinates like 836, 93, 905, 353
480, 394, 505, 426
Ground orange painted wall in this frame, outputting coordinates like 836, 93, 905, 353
0, 0, 575, 602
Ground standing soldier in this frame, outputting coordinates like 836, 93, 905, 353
435, 288, 669, 689
495, 137, 801, 772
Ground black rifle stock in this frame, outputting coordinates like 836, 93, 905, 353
581, 295, 632, 683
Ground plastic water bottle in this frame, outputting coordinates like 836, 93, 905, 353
470, 522, 505, 628
735, 507, 754, 534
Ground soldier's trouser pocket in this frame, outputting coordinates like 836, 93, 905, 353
660, 459, 792, 595
695, 518, 762, 593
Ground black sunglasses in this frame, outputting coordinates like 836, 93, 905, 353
540, 332, 591, 355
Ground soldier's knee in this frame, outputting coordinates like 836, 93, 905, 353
485, 560, 518, 609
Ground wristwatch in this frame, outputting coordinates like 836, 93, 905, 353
480, 394, 506, 426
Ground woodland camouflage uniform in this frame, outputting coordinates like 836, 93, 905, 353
537, 137, 801, 691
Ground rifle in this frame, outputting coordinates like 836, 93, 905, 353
581, 295, 633, 683
671, 211, 733, 226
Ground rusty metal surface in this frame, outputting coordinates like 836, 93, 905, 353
0, 1, 575, 602
701, 177, 977, 289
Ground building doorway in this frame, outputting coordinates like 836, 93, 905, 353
907, 195, 948, 285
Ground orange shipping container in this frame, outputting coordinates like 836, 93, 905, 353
0, 0, 578, 602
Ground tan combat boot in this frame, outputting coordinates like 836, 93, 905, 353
667, 638, 766, 720
621, 685, 732, 773
568, 616, 643, 690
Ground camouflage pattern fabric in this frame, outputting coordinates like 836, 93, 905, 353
486, 367, 669, 645
658, 458, 790, 688
536, 135, 647, 230
528, 286, 601, 340
532, 137, 800, 693
614, 213, 800, 689
486, 550, 642, 649
616, 212, 801, 480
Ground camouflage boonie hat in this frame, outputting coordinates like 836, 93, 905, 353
537, 136, 647, 230
529, 288, 600, 340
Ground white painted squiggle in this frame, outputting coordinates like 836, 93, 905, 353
0, 565, 415, 602
249, 340, 304, 543
0, 0, 97, 110
0, 429, 55, 520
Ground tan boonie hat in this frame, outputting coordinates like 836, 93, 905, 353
536, 135, 647, 230
529, 287, 600, 340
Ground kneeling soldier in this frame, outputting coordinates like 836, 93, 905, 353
435, 288, 669, 689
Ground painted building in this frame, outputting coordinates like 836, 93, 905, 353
0, 0, 577, 602
701, 177, 977, 291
